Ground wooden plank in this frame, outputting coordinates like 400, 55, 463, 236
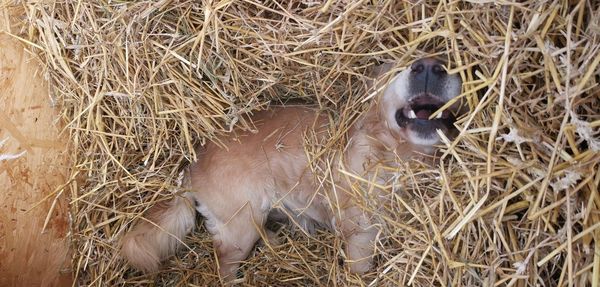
0, 8, 73, 287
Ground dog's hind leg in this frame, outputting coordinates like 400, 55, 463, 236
195, 194, 270, 282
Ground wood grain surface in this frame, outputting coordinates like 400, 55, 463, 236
0, 8, 73, 287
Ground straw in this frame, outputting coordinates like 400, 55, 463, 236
12, 0, 600, 285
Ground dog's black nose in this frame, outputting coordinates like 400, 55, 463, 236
410, 58, 446, 76
409, 57, 447, 96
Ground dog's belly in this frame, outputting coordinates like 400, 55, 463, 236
189, 106, 332, 231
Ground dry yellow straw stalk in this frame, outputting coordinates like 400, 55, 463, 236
9, 0, 599, 285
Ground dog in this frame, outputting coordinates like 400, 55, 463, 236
121, 57, 463, 281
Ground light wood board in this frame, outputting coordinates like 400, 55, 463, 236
0, 8, 73, 287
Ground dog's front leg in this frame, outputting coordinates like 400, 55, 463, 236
339, 206, 378, 273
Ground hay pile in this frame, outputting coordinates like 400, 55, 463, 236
12, 0, 600, 285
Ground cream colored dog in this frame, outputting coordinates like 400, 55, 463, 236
121, 57, 463, 281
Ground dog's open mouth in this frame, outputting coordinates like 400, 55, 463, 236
401, 103, 451, 120
395, 94, 455, 127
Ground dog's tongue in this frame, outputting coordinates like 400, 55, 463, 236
416, 109, 432, 119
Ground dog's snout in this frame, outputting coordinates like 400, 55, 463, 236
408, 57, 451, 97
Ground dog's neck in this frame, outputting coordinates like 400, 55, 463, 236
345, 100, 434, 174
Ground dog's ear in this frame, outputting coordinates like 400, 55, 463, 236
366, 62, 395, 94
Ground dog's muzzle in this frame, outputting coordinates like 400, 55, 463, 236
395, 57, 461, 138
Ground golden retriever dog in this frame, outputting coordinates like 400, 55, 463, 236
121, 57, 463, 281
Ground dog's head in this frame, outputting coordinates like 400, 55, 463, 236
378, 58, 463, 146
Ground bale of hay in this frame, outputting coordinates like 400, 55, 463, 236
14, 0, 600, 285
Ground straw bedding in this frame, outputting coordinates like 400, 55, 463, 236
13, 0, 600, 285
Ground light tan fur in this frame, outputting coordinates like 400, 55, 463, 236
121, 59, 462, 281
119, 194, 196, 272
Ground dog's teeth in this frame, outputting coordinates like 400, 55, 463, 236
436, 112, 443, 119
408, 110, 417, 119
